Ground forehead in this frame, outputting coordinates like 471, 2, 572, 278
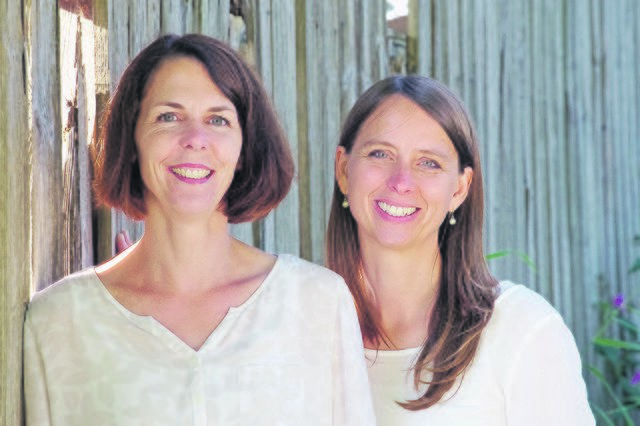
141, 56, 231, 105
355, 95, 452, 150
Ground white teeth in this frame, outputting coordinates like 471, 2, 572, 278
172, 167, 212, 179
378, 201, 417, 217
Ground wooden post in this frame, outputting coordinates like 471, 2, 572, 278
249, 0, 300, 256
0, 1, 30, 424
28, 0, 65, 291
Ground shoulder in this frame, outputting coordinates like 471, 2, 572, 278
269, 254, 352, 300
275, 254, 347, 286
26, 269, 99, 324
482, 281, 576, 360
493, 281, 561, 325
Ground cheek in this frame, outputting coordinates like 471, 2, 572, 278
216, 131, 243, 162
347, 163, 384, 195
420, 176, 459, 208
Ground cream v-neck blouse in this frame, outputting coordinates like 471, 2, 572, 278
24, 254, 375, 426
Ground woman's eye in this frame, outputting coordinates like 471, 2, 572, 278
419, 159, 441, 169
157, 112, 178, 122
209, 116, 230, 126
368, 150, 389, 159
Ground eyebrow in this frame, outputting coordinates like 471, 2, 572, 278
361, 140, 453, 158
152, 101, 236, 114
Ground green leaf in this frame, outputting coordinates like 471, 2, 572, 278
612, 316, 640, 333
591, 405, 615, 426
587, 366, 635, 425
629, 258, 640, 274
485, 249, 537, 272
594, 337, 640, 351
485, 250, 511, 261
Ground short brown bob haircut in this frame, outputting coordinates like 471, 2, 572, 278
94, 33, 294, 223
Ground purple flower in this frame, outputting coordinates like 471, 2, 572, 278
631, 371, 640, 386
613, 293, 625, 310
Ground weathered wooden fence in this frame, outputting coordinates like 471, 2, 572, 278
408, 0, 639, 408
1, 0, 638, 423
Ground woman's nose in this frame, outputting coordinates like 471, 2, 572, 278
179, 122, 208, 150
387, 165, 416, 194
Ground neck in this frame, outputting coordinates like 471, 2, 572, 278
123, 209, 240, 294
360, 241, 441, 350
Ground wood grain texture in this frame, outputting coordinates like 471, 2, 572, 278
28, 0, 65, 291
409, 0, 640, 406
251, 0, 301, 255
0, 1, 30, 424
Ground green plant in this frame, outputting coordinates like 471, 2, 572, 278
589, 253, 640, 425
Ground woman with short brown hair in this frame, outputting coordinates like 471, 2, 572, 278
24, 34, 374, 426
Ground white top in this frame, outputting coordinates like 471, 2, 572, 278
365, 282, 595, 425
24, 254, 376, 426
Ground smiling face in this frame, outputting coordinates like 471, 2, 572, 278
335, 95, 472, 252
134, 56, 242, 220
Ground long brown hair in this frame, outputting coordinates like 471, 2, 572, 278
326, 75, 498, 409
94, 33, 294, 223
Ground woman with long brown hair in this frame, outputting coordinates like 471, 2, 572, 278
327, 75, 594, 424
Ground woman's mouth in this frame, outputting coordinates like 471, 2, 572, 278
377, 201, 417, 217
170, 166, 213, 183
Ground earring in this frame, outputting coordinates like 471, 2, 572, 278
449, 211, 457, 225
342, 197, 349, 208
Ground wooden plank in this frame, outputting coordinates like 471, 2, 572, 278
0, 1, 30, 423
339, 0, 358, 120
407, 0, 431, 76
371, 0, 388, 81
59, 9, 83, 275
481, 0, 501, 255
445, 0, 461, 92
76, 18, 96, 271
321, 0, 341, 262
262, 0, 300, 256
356, 0, 373, 93
161, 0, 184, 34
93, 0, 113, 264
295, 0, 312, 259
303, 0, 341, 263
493, 0, 531, 286
130, 0, 161, 53
94, 0, 147, 263
460, 0, 474, 112
529, 0, 551, 302
566, 0, 603, 398
613, 0, 639, 301
432, 0, 447, 81
601, 1, 619, 302
57, 8, 97, 274
250, 0, 275, 252
227, 0, 255, 246
541, 0, 572, 321
28, 0, 65, 291
632, 0, 640, 303
194, 0, 230, 39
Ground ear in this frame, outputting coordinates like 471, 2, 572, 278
335, 146, 349, 195
449, 166, 473, 212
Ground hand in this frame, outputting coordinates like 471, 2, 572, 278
115, 230, 133, 254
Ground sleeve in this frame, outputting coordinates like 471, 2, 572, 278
331, 283, 376, 425
23, 312, 52, 426
503, 313, 595, 426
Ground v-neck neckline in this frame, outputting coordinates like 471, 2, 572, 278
91, 254, 284, 354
